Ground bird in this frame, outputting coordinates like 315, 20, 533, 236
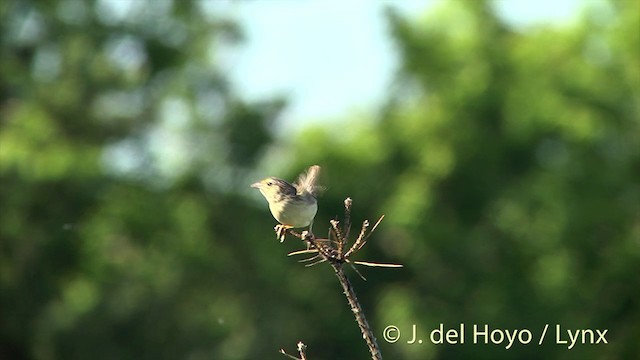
251, 165, 322, 242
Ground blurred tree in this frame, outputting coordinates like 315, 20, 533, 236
290, 0, 639, 359
1, 0, 638, 360
0, 1, 286, 359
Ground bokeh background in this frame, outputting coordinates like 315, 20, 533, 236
1, 0, 639, 359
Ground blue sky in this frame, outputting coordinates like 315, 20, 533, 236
213, 0, 592, 130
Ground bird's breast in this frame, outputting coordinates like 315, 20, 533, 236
270, 197, 318, 228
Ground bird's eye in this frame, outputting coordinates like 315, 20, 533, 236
266, 181, 273, 186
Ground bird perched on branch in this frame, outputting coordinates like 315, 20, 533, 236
251, 165, 322, 242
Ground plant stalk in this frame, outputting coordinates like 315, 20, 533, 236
330, 262, 382, 360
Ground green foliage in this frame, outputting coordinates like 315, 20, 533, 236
1, 1, 281, 359
1, 0, 638, 359
296, 1, 639, 359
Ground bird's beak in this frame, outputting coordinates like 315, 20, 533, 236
250, 182, 261, 189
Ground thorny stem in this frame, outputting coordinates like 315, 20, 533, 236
330, 261, 382, 360
279, 341, 308, 360
342, 197, 353, 248
299, 236, 383, 358
282, 197, 400, 360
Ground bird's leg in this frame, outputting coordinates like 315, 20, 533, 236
274, 224, 291, 242
305, 220, 315, 249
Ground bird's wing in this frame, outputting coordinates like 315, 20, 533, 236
295, 165, 322, 196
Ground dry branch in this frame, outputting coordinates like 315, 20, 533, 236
279, 197, 402, 360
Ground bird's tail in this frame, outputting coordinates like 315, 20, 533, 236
295, 165, 323, 196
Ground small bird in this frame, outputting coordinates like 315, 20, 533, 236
251, 165, 322, 242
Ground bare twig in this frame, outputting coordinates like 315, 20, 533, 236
343, 197, 353, 245
277, 198, 402, 360
344, 220, 369, 258
294, 231, 382, 359
351, 260, 403, 268
331, 262, 381, 360
347, 261, 368, 281
288, 249, 318, 257
279, 341, 308, 360
305, 258, 327, 267
331, 219, 345, 255
364, 215, 386, 243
